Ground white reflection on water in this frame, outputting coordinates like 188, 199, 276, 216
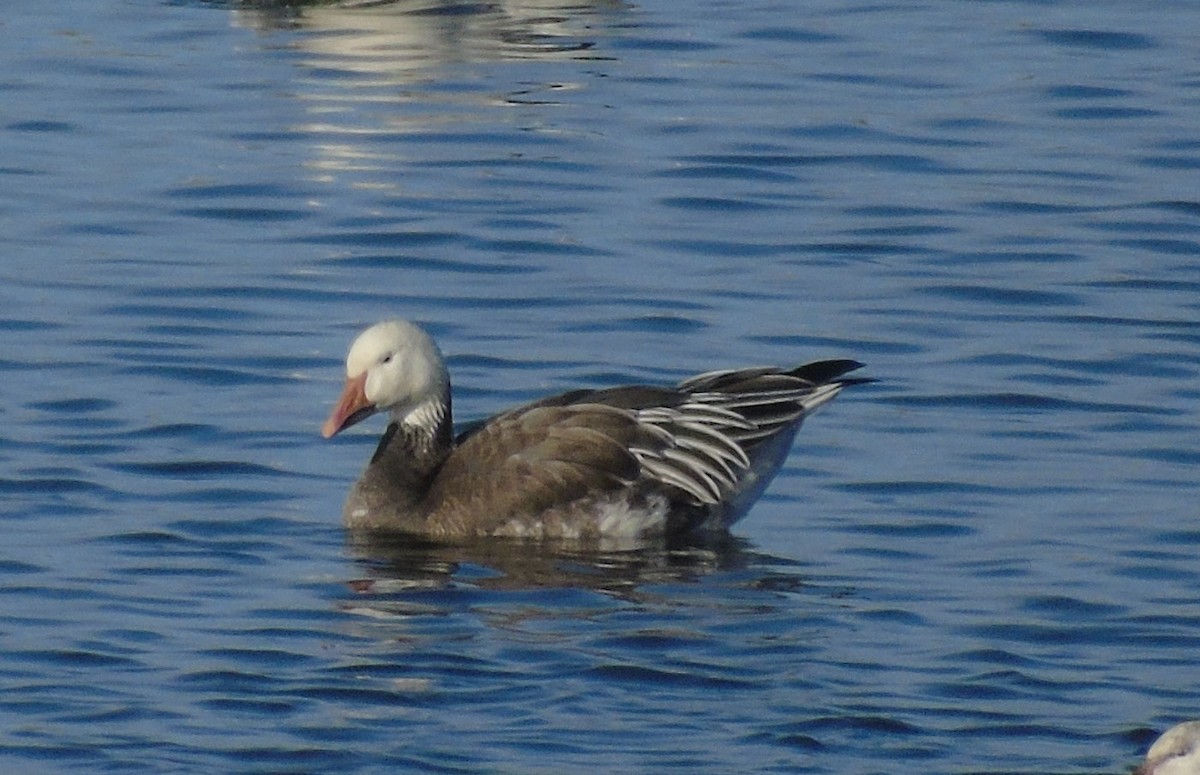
228, 0, 624, 180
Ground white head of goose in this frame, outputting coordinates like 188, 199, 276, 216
322, 319, 869, 540
1137, 722, 1200, 775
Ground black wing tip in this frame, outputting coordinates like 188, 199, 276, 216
791, 358, 875, 386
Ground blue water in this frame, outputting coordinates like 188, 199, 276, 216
3, 0, 1199, 772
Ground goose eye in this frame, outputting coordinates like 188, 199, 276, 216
381, 353, 394, 365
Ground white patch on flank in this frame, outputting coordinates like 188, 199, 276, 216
595, 494, 670, 538
494, 518, 583, 541
490, 495, 669, 541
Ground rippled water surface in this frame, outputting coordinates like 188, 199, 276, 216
3, 0, 1200, 772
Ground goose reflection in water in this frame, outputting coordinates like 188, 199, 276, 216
225, 0, 623, 65
217, 0, 628, 214
341, 531, 774, 600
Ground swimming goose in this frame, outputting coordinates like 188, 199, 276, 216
322, 319, 868, 540
1137, 722, 1200, 775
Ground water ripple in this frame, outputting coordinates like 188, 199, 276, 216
4, 0, 1200, 773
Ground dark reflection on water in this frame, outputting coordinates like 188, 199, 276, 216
317, 531, 867, 774
344, 532, 758, 595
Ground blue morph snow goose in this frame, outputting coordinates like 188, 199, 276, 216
322, 319, 868, 540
